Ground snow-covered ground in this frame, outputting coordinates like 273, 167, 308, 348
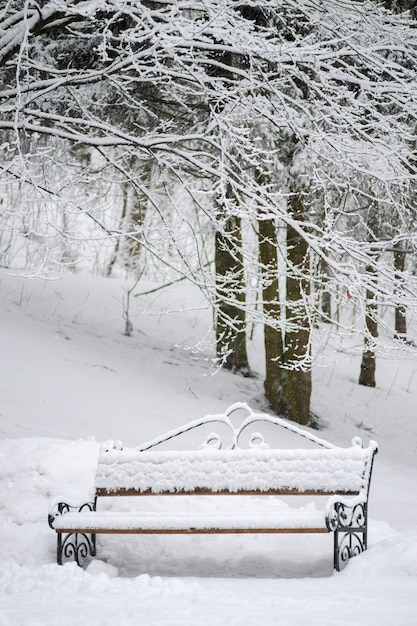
1, 270, 416, 626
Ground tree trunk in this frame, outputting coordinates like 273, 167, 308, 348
320, 257, 332, 322
280, 195, 312, 425
393, 242, 407, 340
106, 183, 129, 277
215, 213, 250, 374
107, 161, 151, 277
258, 217, 284, 412
359, 264, 378, 387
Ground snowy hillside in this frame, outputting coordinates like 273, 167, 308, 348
0, 270, 416, 626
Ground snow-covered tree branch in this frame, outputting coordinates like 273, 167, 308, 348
2, 0, 417, 421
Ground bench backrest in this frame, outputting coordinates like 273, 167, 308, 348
96, 403, 378, 497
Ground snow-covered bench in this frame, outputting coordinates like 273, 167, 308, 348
48, 403, 378, 572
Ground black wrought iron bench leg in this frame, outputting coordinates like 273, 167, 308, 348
57, 531, 96, 565
49, 499, 97, 566
329, 500, 368, 571
334, 527, 367, 571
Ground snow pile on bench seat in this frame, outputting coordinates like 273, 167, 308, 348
52, 509, 327, 531
95, 445, 376, 494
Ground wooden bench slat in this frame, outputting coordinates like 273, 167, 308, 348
52, 509, 329, 534
95, 448, 373, 495
95, 487, 360, 497
55, 527, 331, 535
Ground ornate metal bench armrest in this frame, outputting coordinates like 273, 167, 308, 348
48, 499, 96, 529
325, 493, 369, 570
325, 494, 367, 532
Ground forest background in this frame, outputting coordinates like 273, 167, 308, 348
2, 0, 417, 424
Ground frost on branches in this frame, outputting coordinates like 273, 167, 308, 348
1, 1, 417, 421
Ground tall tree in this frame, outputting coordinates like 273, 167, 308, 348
215, 208, 249, 374
258, 215, 284, 412
281, 192, 312, 423
359, 260, 379, 388
393, 241, 408, 340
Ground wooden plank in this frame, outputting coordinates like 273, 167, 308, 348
95, 487, 359, 497
55, 527, 330, 535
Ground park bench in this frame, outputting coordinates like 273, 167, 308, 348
48, 402, 378, 572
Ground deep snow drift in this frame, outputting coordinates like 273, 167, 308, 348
0, 270, 416, 626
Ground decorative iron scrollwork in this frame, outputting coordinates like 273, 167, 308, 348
326, 499, 368, 571
137, 402, 341, 452
336, 530, 367, 570
58, 530, 96, 566
49, 500, 96, 565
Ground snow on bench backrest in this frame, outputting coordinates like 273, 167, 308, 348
96, 403, 378, 495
